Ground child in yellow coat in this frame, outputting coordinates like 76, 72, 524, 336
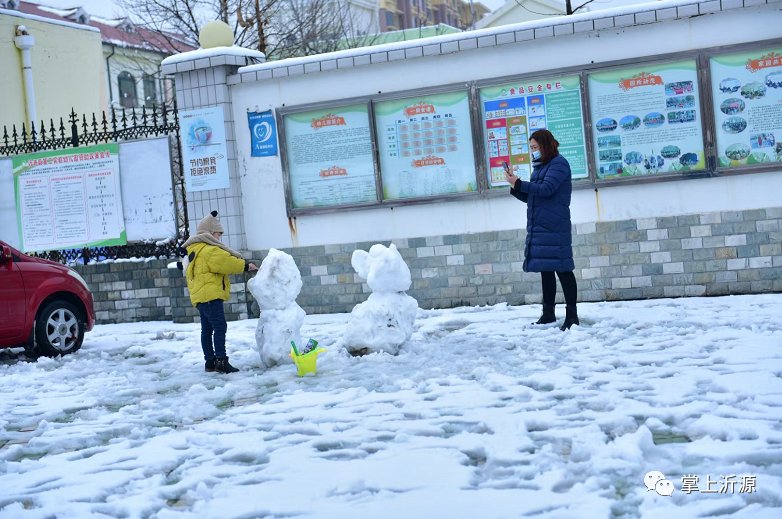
184, 211, 257, 373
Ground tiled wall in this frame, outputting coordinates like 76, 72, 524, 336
171, 58, 253, 252
284, 206, 782, 314
74, 260, 252, 324
74, 206, 781, 325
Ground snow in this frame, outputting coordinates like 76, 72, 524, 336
237, 0, 704, 75
248, 248, 306, 369
161, 45, 265, 66
2, 293, 781, 518
343, 244, 418, 356
0, 6, 100, 32
28, 0, 124, 20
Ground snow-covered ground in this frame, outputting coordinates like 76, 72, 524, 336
1, 294, 781, 518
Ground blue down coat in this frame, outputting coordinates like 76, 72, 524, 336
510, 154, 575, 272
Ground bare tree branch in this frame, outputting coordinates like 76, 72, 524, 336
116, 0, 380, 61
565, 0, 596, 15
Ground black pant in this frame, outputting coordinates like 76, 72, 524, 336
540, 271, 577, 306
197, 299, 227, 360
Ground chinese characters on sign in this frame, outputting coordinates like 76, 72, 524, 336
12, 143, 126, 252
179, 106, 230, 192
480, 75, 588, 187
374, 91, 477, 200
710, 48, 782, 168
283, 104, 377, 209
588, 60, 706, 179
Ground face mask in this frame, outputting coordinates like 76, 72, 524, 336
531, 150, 541, 161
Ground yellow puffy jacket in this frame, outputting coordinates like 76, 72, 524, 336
185, 242, 247, 306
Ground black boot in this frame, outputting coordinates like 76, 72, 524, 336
205, 359, 216, 372
534, 304, 556, 325
215, 357, 239, 373
560, 305, 580, 331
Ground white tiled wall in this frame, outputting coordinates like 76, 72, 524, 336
171, 56, 258, 250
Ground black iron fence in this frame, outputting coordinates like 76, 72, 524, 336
1, 105, 187, 264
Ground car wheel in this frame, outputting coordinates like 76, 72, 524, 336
34, 300, 85, 356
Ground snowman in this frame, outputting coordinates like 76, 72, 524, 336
247, 248, 305, 369
343, 243, 418, 356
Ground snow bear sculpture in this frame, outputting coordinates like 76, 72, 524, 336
343, 243, 418, 356
248, 248, 305, 369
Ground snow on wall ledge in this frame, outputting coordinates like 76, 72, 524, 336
232, 0, 772, 81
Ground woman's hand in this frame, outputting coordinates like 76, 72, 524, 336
248, 262, 258, 271
504, 164, 519, 186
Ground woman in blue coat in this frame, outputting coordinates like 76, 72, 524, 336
504, 129, 579, 330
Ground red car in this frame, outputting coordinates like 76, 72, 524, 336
0, 240, 95, 356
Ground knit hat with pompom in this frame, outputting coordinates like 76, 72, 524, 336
196, 211, 224, 234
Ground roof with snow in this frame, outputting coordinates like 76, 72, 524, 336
9, 1, 195, 54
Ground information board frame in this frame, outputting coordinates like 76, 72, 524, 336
586, 53, 709, 182
277, 96, 382, 215
704, 40, 782, 175
477, 72, 591, 189
371, 84, 481, 203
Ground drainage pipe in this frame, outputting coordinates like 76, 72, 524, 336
14, 25, 37, 126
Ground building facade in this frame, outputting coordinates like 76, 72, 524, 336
1, 0, 106, 129
380, 0, 489, 32
4, 1, 193, 122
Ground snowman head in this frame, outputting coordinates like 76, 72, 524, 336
248, 248, 302, 310
351, 243, 411, 293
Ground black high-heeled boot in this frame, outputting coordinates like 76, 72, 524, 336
534, 304, 556, 325
560, 305, 580, 331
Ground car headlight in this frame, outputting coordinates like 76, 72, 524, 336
68, 269, 90, 291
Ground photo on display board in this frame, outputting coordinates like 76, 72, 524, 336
588, 59, 706, 178
710, 47, 782, 167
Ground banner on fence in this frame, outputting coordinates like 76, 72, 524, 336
180, 106, 231, 192
12, 143, 127, 252
119, 137, 177, 241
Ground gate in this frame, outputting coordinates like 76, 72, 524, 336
0, 104, 187, 263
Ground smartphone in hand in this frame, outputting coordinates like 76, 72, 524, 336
502, 161, 510, 172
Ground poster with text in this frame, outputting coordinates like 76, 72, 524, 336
248, 110, 278, 157
588, 60, 705, 179
374, 91, 477, 200
480, 75, 588, 187
12, 143, 126, 252
283, 104, 377, 209
179, 106, 230, 192
710, 47, 782, 168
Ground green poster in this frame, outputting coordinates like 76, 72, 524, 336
588, 60, 706, 179
374, 91, 477, 200
480, 75, 588, 187
710, 47, 782, 168
13, 143, 126, 252
283, 104, 377, 209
